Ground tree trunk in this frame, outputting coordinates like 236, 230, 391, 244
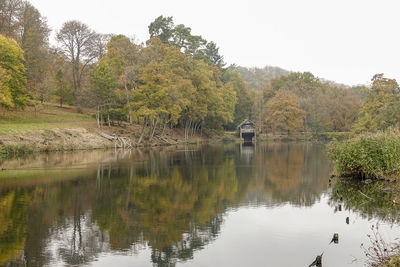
149, 118, 158, 141
161, 122, 167, 137
124, 83, 132, 124
138, 122, 146, 144
96, 106, 100, 129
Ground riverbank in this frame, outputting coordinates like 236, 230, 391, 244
328, 130, 400, 266
221, 131, 351, 143
0, 104, 212, 155
0, 104, 353, 155
328, 130, 400, 181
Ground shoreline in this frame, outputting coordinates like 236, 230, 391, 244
0, 128, 352, 156
0, 126, 214, 156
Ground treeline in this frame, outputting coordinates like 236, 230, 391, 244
0, 1, 255, 140
232, 65, 290, 90
2, 0, 389, 137
328, 75, 400, 181
259, 72, 363, 133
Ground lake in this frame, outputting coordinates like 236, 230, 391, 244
0, 142, 399, 267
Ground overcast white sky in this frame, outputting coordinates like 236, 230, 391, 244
29, 0, 400, 86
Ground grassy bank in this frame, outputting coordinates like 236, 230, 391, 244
328, 130, 400, 266
0, 104, 212, 155
0, 104, 93, 134
328, 130, 400, 181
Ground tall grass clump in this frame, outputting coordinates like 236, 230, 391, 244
328, 129, 400, 180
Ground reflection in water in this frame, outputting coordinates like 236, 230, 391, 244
330, 179, 400, 223
0, 143, 396, 267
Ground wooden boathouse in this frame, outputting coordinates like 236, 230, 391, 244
238, 119, 256, 143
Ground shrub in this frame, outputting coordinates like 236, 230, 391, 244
328, 129, 400, 180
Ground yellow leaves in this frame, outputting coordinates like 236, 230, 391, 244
353, 74, 400, 133
0, 192, 15, 234
0, 191, 26, 265
0, 34, 27, 108
0, 66, 13, 108
266, 90, 305, 133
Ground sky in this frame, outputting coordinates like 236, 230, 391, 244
29, 0, 400, 86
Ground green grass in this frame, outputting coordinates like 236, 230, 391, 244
0, 104, 94, 134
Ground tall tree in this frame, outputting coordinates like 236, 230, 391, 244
20, 2, 50, 98
266, 90, 305, 134
204, 67, 236, 130
354, 74, 400, 132
263, 72, 361, 132
148, 16, 225, 69
0, 66, 12, 107
56, 20, 99, 98
0, 34, 26, 108
223, 70, 252, 128
101, 35, 140, 122
148, 16, 174, 43
54, 69, 73, 107
90, 61, 116, 128
197, 41, 225, 70
129, 38, 193, 141
0, 0, 23, 39
102, 35, 140, 93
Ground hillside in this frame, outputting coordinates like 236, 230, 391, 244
232, 66, 290, 90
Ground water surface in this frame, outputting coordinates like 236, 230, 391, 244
0, 143, 399, 267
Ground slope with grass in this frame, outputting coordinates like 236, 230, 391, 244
0, 104, 113, 153
0, 104, 94, 134
0, 103, 210, 154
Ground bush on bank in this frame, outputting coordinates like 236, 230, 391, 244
328, 130, 400, 180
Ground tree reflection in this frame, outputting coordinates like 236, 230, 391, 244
0, 143, 331, 266
0, 190, 27, 266
234, 143, 331, 206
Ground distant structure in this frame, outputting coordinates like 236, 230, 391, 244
238, 119, 256, 143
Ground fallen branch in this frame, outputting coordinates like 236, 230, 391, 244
99, 131, 133, 149
359, 190, 375, 201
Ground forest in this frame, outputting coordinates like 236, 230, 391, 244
1, 0, 399, 140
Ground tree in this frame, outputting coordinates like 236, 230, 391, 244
270, 72, 321, 97
354, 74, 400, 132
324, 86, 361, 132
129, 38, 193, 142
0, 66, 12, 107
90, 61, 116, 128
148, 16, 174, 43
266, 90, 305, 134
20, 2, 50, 99
262, 72, 361, 133
56, 20, 99, 98
223, 70, 252, 129
182, 59, 214, 138
148, 16, 225, 69
233, 65, 290, 90
0, 0, 23, 39
0, 34, 26, 108
204, 67, 236, 130
101, 34, 140, 123
54, 69, 73, 107
196, 41, 225, 70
